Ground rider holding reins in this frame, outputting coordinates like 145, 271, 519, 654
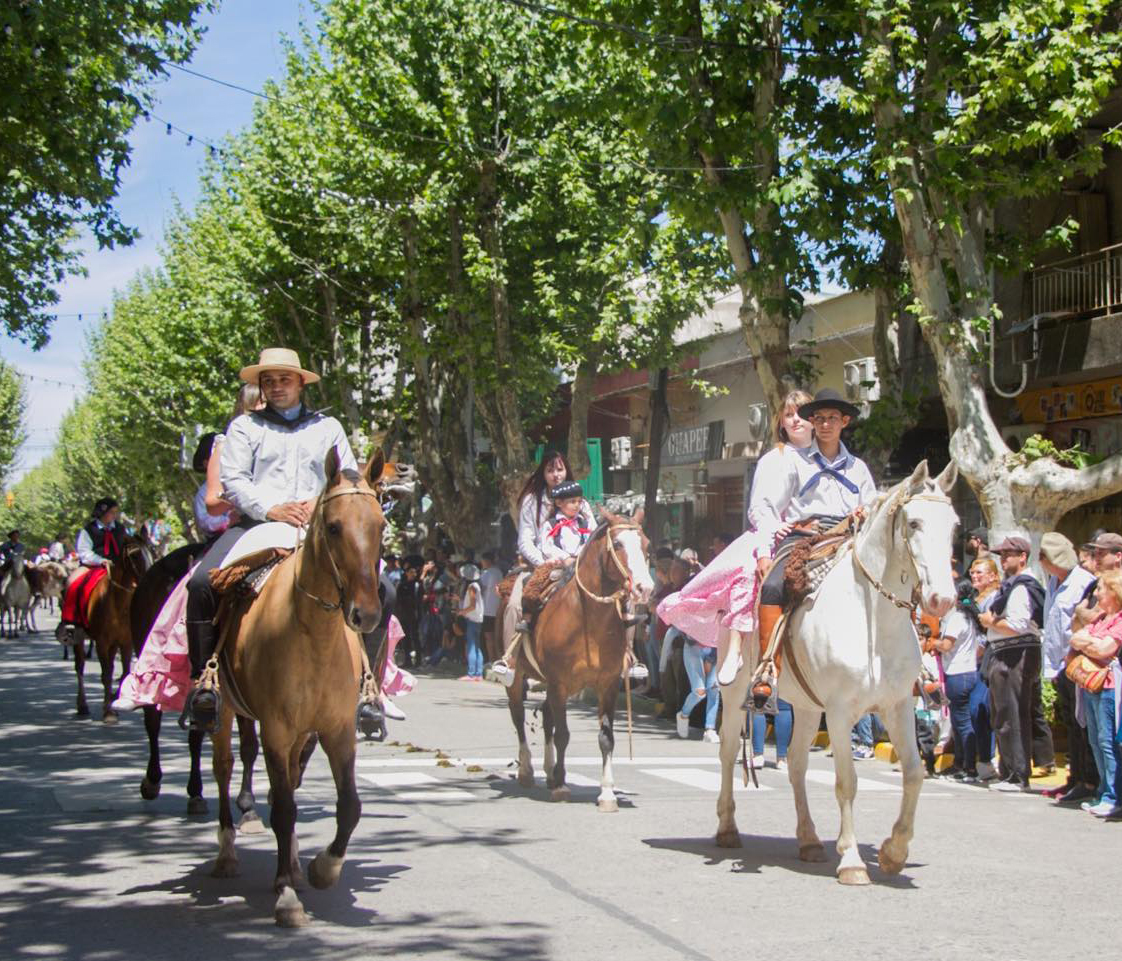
183, 348, 357, 730
750, 387, 877, 709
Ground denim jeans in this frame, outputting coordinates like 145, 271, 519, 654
945, 670, 982, 771
1084, 686, 1119, 805
852, 714, 879, 747
751, 698, 792, 759
464, 620, 483, 677
680, 641, 719, 730
969, 675, 994, 762
643, 631, 661, 691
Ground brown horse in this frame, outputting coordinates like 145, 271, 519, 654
70, 538, 152, 721
128, 543, 261, 821
209, 449, 386, 927
503, 509, 653, 812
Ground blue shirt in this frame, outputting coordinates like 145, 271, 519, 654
1042, 564, 1097, 678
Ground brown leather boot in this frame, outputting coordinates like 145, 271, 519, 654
750, 604, 784, 710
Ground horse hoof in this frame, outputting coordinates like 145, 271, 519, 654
102, 712, 118, 725
715, 829, 742, 849
187, 796, 208, 816
597, 798, 619, 813
274, 888, 309, 928
238, 810, 265, 834
837, 866, 871, 886
76, 707, 90, 718
877, 842, 905, 875
517, 771, 535, 788
139, 776, 161, 801
799, 843, 828, 863
211, 857, 238, 879
307, 851, 343, 890
551, 787, 570, 803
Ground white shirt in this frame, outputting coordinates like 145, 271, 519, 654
220, 408, 357, 522
517, 493, 549, 567
48, 541, 65, 561
939, 609, 983, 676
479, 566, 502, 617
753, 439, 877, 534
747, 445, 796, 543
987, 574, 1042, 643
76, 525, 110, 567
1042, 565, 1097, 678
539, 504, 597, 562
461, 582, 484, 623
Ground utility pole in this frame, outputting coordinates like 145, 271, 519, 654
643, 367, 668, 538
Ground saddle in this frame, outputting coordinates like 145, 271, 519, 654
521, 560, 570, 616
61, 567, 108, 630
781, 517, 857, 608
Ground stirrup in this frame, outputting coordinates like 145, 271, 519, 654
745, 660, 778, 713
179, 657, 221, 732
357, 701, 386, 741
515, 620, 531, 634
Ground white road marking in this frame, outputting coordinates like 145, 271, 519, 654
642, 768, 773, 793
356, 755, 725, 769
360, 771, 474, 800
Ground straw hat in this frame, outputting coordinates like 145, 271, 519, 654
238, 347, 320, 385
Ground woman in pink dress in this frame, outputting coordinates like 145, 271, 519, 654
657, 390, 814, 686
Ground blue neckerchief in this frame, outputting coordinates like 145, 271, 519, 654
798, 450, 860, 498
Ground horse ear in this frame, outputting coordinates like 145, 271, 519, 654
325, 446, 341, 482
365, 448, 386, 487
632, 507, 645, 526
935, 460, 958, 493
907, 459, 930, 494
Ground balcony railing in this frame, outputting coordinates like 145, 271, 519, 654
1031, 242, 1122, 321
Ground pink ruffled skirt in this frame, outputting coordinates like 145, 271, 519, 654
656, 528, 766, 648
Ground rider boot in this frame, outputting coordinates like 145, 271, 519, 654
749, 604, 784, 711
182, 619, 220, 731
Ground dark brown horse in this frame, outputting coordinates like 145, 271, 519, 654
503, 509, 653, 811
209, 450, 386, 927
69, 538, 152, 722
129, 543, 261, 821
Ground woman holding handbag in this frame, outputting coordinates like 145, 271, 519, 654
1067, 569, 1122, 818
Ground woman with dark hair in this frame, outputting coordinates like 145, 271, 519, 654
935, 578, 991, 783
493, 450, 573, 686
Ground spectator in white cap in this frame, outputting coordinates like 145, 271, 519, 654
1038, 532, 1098, 803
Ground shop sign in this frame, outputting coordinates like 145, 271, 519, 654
661, 420, 725, 466
1016, 377, 1122, 423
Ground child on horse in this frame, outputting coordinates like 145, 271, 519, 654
539, 481, 596, 565
57, 498, 128, 641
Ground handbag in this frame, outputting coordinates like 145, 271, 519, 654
1065, 651, 1111, 693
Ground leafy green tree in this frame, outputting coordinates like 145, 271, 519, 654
0, 359, 27, 490
0, 0, 212, 346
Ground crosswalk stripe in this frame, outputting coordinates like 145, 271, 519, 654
359, 771, 474, 800
641, 768, 773, 793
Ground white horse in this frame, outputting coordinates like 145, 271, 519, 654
716, 460, 958, 884
1, 554, 32, 638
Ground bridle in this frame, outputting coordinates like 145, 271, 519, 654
293, 485, 383, 613
851, 486, 953, 615
106, 541, 150, 596
573, 521, 643, 621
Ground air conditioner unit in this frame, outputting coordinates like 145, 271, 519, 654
744, 402, 769, 458
610, 436, 633, 469
843, 357, 880, 405
1000, 423, 1045, 453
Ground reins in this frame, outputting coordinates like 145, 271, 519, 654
851, 489, 952, 615
573, 522, 640, 621
293, 485, 382, 612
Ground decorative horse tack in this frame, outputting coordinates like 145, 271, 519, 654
573, 520, 641, 620
293, 486, 384, 612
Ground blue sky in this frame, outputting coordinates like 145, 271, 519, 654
2, 0, 309, 481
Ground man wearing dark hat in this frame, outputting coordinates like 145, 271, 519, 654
183, 347, 357, 730
977, 535, 1046, 792
966, 527, 990, 560
750, 387, 877, 709
0, 529, 24, 575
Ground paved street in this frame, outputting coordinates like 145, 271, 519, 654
1, 615, 1117, 961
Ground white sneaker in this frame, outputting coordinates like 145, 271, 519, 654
676, 714, 691, 739
775, 758, 787, 773
976, 761, 998, 781
702, 729, 720, 744
491, 661, 516, 688
750, 753, 764, 769
627, 663, 649, 682
381, 697, 406, 721
990, 779, 1030, 793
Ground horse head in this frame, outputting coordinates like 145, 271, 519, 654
313, 447, 386, 633
595, 506, 654, 606
117, 536, 153, 586
894, 459, 959, 619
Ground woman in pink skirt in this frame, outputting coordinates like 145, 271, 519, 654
657, 390, 814, 684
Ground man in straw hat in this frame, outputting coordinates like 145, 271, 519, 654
182, 348, 357, 730
749, 387, 878, 710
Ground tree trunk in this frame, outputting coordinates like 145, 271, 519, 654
644, 367, 669, 537
566, 360, 595, 480
865, 23, 1122, 542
